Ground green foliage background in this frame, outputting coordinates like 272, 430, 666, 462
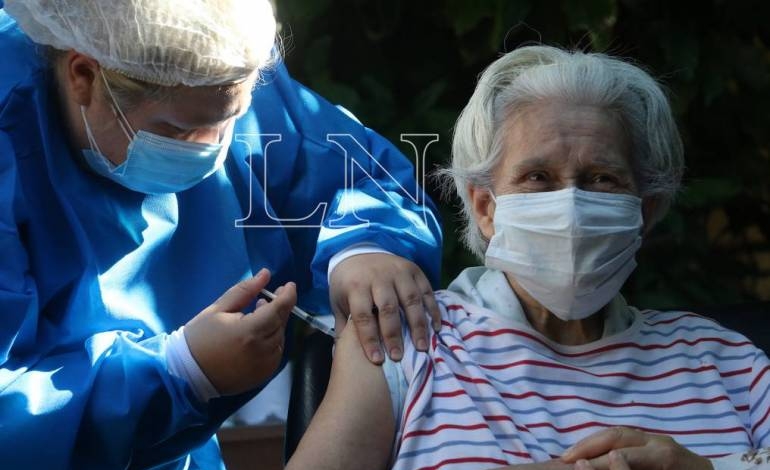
276, 0, 770, 309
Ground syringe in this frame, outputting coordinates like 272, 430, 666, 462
260, 289, 336, 337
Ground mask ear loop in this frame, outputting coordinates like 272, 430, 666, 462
99, 68, 136, 142
80, 105, 109, 164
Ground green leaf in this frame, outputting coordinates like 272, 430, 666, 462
413, 80, 448, 113
679, 177, 741, 208
444, 0, 498, 36
561, 0, 617, 32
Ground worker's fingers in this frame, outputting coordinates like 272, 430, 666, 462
562, 427, 648, 462
245, 282, 296, 335
411, 272, 441, 349
372, 282, 403, 361
206, 268, 270, 314
347, 288, 383, 364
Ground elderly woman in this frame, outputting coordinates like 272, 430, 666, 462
0, 0, 443, 468
285, 46, 770, 470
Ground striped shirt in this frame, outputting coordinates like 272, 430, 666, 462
390, 287, 770, 470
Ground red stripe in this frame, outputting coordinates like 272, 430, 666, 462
403, 422, 490, 440
444, 304, 465, 311
752, 405, 770, 434
434, 387, 750, 416
482, 414, 529, 433
416, 456, 509, 470
526, 420, 747, 436
502, 449, 532, 459
432, 389, 467, 398
721, 367, 753, 378
462, 328, 752, 357
750, 364, 770, 391
401, 360, 433, 438
454, 373, 492, 386
479, 359, 751, 381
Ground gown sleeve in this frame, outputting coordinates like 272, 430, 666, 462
305, 102, 443, 291
237, 63, 442, 309
0, 132, 239, 470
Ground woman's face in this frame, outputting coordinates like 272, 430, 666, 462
470, 100, 640, 241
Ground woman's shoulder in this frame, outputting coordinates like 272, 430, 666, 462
634, 308, 762, 354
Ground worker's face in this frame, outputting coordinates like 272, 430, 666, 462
63, 52, 254, 166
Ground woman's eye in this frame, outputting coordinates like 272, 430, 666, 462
591, 174, 616, 184
526, 171, 548, 182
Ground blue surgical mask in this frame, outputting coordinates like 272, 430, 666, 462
80, 70, 233, 195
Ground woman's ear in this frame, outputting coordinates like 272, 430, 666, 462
641, 196, 660, 235
61, 51, 101, 106
468, 183, 496, 241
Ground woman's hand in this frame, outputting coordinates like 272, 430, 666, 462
184, 268, 296, 395
329, 253, 441, 364
495, 460, 574, 469
575, 451, 632, 470
561, 427, 714, 470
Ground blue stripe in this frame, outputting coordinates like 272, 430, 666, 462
445, 314, 490, 329
397, 439, 524, 460
434, 351, 754, 377
756, 426, 770, 446
753, 362, 770, 410
433, 372, 749, 396
640, 310, 691, 322
423, 402, 739, 423
421, 405, 482, 418
638, 324, 729, 338
521, 438, 752, 453
685, 441, 751, 449
451, 343, 754, 370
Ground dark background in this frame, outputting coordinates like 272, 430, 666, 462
276, 0, 770, 309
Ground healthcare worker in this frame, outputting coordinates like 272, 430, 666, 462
0, 0, 442, 469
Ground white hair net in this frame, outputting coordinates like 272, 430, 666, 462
4, 0, 277, 87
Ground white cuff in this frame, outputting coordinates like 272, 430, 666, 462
166, 326, 220, 403
327, 242, 391, 283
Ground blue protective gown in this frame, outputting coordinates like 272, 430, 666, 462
0, 10, 442, 470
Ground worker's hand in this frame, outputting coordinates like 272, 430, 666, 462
184, 268, 296, 396
561, 427, 714, 470
329, 253, 441, 364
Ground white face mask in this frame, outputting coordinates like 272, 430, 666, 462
484, 187, 643, 321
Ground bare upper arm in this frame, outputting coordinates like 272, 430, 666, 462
285, 324, 396, 470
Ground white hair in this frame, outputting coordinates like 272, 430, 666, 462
440, 45, 684, 259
